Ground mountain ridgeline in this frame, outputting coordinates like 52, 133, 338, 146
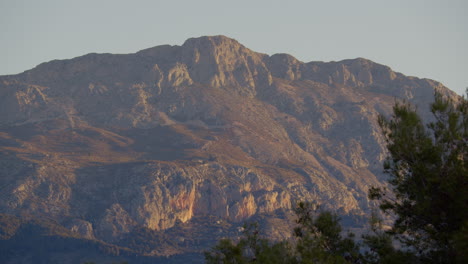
0, 36, 458, 263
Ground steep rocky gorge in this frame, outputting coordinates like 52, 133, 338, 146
0, 35, 459, 260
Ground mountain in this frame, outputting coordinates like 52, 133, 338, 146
0, 35, 458, 263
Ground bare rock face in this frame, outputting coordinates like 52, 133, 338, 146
97, 203, 137, 241
180, 36, 272, 92
66, 161, 294, 238
0, 35, 460, 258
65, 219, 95, 239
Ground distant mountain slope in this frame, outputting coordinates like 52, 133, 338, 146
0, 35, 458, 263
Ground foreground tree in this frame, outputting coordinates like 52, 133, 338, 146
205, 202, 360, 264
293, 202, 361, 264
204, 222, 295, 264
361, 209, 417, 264
370, 91, 468, 263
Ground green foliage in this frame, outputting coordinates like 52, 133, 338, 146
361, 210, 417, 264
205, 202, 361, 264
204, 222, 295, 264
371, 91, 468, 263
293, 202, 361, 264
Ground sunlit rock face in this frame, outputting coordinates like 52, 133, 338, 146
0, 36, 458, 252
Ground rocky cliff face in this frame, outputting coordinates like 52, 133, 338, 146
0, 35, 458, 260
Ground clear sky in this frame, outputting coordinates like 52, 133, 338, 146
1, 0, 467, 95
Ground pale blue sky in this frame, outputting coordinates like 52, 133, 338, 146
1, 0, 467, 95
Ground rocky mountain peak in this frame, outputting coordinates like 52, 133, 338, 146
134, 35, 273, 94
178, 35, 270, 92
182, 35, 243, 50
267, 53, 303, 80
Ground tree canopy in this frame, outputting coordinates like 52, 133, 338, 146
370, 91, 467, 263
205, 202, 360, 264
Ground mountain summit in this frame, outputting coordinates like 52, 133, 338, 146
0, 36, 458, 263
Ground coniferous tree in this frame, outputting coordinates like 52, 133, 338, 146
370, 91, 468, 263
204, 222, 295, 264
205, 202, 361, 264
293, 202, 361, 264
